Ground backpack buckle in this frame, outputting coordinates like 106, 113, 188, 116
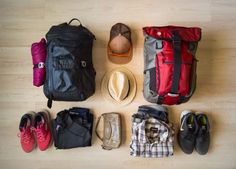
34, 62, 45, 68
173, 39, 181, 46
81, 61, 87, 67
56, 125, 61, 131
172, 31, 181, 45
167, 93, 179, 97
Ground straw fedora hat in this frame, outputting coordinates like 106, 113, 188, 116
101, 67, 136, 106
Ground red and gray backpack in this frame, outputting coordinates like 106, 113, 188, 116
143, 26, 201, 105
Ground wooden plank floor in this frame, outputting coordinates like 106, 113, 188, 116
0, 0, 236, 169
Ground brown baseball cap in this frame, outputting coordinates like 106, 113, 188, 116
107, 23, 132, 64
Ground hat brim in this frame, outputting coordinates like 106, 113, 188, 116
107, 44, 133, 64
101, 67, 137, 106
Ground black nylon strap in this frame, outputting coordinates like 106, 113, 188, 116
157, 96, 164, 104
171, 31, 181, 94
33, 62, 45, 68
178, 96, 186, 104
47, 98, 52, 108
149, 68, 156, 93
47, 94, 53, 108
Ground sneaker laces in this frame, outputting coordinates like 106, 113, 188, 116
34, 122, 47, 142
17, 128, 32, 143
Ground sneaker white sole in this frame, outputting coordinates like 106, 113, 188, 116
179, 110, 193, 131
180, 110, 193, 121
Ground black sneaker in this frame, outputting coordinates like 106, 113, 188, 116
178, 110, 198, 154
195, 113, 210, 155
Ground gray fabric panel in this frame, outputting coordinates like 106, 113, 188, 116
143, 34, 163, 103
143, 69, 160, 103
187, 42, 198, 97
143, 34, 162, 70
188, 42, 198, 56
186, 59, 197, 97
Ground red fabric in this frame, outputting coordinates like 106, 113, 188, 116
35, 122, 51, 151
163, 95, 180, 105
143, 26, 201, 42
156, 41, 193, 98
19, 127, 35, 153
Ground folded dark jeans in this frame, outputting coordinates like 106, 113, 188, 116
52, 107, 93, 149
68, 107, 93, 134
132, 105, 169, 123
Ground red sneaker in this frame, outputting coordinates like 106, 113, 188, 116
18, 112, 36, 153
34, 110, 52, 151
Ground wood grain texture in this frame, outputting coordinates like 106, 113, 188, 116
0, 0, 236, 169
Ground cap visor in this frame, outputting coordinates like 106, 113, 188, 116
107, 45, 132, 64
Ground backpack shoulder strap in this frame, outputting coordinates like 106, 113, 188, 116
171, 31, 181, 94
68, 18, 82, 26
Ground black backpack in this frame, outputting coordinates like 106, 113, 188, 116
44, 19, 96, 108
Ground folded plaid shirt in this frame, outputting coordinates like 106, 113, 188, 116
130, 116, 174, 158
